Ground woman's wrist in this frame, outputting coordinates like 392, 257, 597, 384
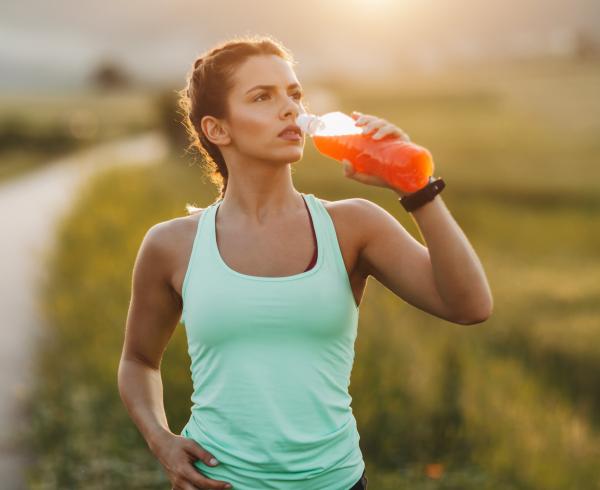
147, 426, 175, 455
395, 176, 446, 213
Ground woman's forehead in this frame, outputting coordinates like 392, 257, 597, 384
234, 55, 300, 93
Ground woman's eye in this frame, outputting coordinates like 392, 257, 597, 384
254, 92, 303, 102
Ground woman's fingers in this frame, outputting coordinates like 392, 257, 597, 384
160, 434, 232, 490
371, 124, 396, 140
361, 121, 385, 135
372, 124, 410, 141
180, 439, 232, 488
341, 159, 390, 188
183, 466, 233, 489
351, 112, 391, 135
351, 111, 378, 125
184, 439, 220, 467
352, 112, 379, 128
352, 111, 411, 142
342, 159, 354, 177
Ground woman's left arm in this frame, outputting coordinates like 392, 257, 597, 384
346, 193, 493, 325
343, 111, 493, 324
401, 192, 493, 323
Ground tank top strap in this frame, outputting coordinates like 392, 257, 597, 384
180, 199, 220, 320
303, 193, 353, 290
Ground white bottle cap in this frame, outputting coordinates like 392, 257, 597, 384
296, 113, 326, 136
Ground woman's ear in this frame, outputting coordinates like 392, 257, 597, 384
201, 116, 230, 145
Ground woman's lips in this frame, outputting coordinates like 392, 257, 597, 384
279, 131, 302, 141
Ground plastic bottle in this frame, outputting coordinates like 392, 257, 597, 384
296, 111, 434, 193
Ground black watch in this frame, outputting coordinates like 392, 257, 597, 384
398, 176, 445, 212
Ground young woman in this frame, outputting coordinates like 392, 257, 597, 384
118, 35, 493, 490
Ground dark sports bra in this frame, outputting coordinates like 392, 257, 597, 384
303, 196, 318, 272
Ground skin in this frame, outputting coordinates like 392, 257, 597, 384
118, 54, 493, 490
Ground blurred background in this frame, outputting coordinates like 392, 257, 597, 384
1, 0, 599, 488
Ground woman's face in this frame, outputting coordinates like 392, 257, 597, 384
217, 54, 307, 165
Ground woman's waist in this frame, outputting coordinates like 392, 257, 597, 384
189, 459, 365, 490
189, 383, 354, 437
183, 409, 362, 472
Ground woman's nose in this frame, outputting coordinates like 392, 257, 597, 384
282, 98, 302, 118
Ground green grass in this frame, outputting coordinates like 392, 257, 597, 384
0, 90, 159, 184
21, 57, 600, 489
0, 90, 159, 135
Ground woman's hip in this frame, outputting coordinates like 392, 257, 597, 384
348, 468, 368, 490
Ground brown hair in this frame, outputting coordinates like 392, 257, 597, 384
178, 34, 298, 213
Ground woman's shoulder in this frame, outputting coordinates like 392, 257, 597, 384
315, 195, 370, 222
314, 195, 373, 245
159, 207, 205, 229
185, 204, 205, 217
147, 208, 207, 255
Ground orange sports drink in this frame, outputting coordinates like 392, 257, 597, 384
296, 111, 434, 193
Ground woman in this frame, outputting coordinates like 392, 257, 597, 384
118, 34, 493, 490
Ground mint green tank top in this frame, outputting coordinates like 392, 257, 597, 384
179, 193, 364, 489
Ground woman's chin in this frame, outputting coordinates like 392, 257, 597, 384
276, 147, 304, 161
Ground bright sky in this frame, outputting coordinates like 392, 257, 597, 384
0, 0, 598, 90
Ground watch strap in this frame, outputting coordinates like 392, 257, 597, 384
399, 176, 446, 212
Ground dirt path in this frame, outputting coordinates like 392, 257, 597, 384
0, 131, 168, 488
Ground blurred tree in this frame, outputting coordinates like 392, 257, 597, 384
573, 29, 600, 60
0, 114, 76, 154
89, 59, 132, 91
0, 115, 27, 150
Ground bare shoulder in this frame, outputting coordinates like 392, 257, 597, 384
317, 195, 377, 216
321, 196, 399, 229
317, 196, 365, 217
143, 209, 206, 271
148, 210, 204, 246
317, 196, 376, 247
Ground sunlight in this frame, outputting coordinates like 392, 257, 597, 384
338, 0, 419, 24
348, 0, 395, 12
349, 0, 412, 10
355, 0, 387, 5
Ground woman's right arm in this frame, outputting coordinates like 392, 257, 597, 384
118, 223, 233, 490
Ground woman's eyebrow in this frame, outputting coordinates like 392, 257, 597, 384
245, 83, 302, 94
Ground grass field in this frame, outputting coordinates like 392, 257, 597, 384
0, 90, 159, 183
21, 56, 600, 489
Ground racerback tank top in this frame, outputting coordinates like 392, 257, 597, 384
179, 192, 364, 490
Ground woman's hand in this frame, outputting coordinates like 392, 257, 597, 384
151, 431, 233, 489
341, 111, 413, 197
352, 110, 411, 143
